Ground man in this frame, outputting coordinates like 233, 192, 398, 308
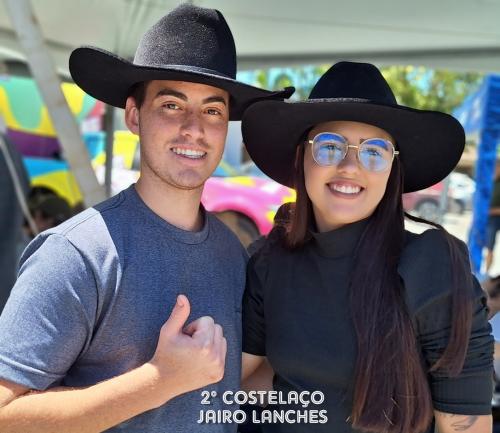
0, 4, 292, 432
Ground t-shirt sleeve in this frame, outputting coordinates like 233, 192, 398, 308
418, 281, 493, 415
242, 253, 267, 356
0, 234, 97, 390
402, 229, 494, 415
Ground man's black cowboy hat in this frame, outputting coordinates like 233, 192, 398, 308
242, 61, 465, 192
69, 4, 294, 120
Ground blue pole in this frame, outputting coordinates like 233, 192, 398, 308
469, 128, 498, 275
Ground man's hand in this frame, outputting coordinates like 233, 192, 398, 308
149, 294, 227, 401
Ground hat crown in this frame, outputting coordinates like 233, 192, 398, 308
309, 61, 397, 105
134, 4, 236, 78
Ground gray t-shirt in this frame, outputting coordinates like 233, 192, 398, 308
0, 184, 247, 432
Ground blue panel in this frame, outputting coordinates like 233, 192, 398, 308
468, 129, 498, 274
454, 75, 500, 275
22, 157, 68, 178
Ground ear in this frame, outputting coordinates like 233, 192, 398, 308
124, 96, 140, 135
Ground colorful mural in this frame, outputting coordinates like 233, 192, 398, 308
0, 75, 104, 157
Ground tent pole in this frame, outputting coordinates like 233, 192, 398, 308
0, 133, 38, 236
5, 0, 106, 207
104, 105, 115, 198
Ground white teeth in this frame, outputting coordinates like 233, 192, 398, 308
331, 184, 361, 194
172, 147, 206, 158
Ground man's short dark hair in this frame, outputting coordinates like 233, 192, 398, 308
128, 81, 150, 108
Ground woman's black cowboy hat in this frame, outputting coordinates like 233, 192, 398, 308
69, 4, 294, 121
242, 61, 465, 192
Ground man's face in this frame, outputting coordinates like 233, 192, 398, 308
125, 80, 229, 191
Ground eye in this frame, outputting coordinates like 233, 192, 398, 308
206, 107, 222, 116
364, 147, 383, 157
162, 102, 180, 110
321, 142, 344, 152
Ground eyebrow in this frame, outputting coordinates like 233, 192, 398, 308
155, 88, 187, 101
154, 88, 227, 106
202, 95, 227, 106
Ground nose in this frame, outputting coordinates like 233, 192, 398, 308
180, 109, 204, 141
337, 146, 360, 174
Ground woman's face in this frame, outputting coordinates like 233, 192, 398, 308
304, 120, 395, 232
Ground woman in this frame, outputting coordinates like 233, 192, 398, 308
240, 62, 493, 433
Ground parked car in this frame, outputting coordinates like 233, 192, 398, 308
403, 183, 442, 222
449, 172, 475, 213
204, 175, 295, 246
403, 172, 474, 222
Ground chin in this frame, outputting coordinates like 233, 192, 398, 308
171, 169, 210, 187
329, 206, 369, 223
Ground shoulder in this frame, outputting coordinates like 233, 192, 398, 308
46, 190, 126, 241
400, 227, 467, 264
246, 225, 290, 283
398, 228, 471, 315
20, 191, 128, 270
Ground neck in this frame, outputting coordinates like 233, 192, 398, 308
135, 174, 204, 232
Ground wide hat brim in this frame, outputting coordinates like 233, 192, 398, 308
69, 47, 293, 121
242, 98, 465, 193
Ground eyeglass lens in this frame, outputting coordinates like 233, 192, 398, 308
312, 133, 394, 172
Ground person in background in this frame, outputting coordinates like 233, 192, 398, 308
23, 193, 74, 238
482, 275, 500, 429
485, 163, 500, 273
0, 133, 30, 313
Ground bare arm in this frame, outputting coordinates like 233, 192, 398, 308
242, 352, 265, 382
490, 207, 500, 216
434, 411, 492, 433
241, 355, 274, 393
0, 295, 227, 433
0, 364, 169, 433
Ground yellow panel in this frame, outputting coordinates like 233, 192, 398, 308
31, 171, 83, 207
224, 176, 256, 187
0, 87, 22, 130
112, 130, 140, 169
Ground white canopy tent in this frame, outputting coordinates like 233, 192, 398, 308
1, 0, 499, 205
1, 0, 499, 74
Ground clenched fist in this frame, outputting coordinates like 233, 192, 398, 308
149, 294, 227, 402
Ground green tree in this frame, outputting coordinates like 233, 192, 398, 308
381, 66, 483, 114
252, 65, 482, 114
252, 65, 331, 100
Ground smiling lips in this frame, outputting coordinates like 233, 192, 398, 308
327, 181, 364, 196
171, 147, 207, 159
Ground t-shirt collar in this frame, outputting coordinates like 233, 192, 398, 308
126, 184, 210, 244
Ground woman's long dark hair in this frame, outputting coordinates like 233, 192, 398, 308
284, 140, 473, 433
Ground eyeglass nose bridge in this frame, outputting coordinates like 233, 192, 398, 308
343, 143, 400, 163
338, 143, 362, 164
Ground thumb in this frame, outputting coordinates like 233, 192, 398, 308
164, 294, 191, 335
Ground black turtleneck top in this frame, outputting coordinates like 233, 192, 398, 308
242, 219, 493, 433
